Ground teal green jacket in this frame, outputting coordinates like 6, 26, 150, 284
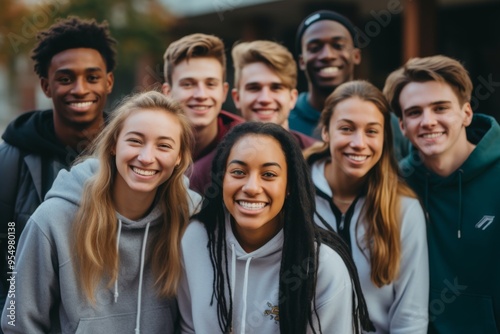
400, 114, 500, 334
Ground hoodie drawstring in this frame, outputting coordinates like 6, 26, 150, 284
114, 219, 123, 303
240, 257, 253, 334
458, 170, 463, 239
135, 222, 151, 334
230, 243, 236, 329
113, 219, 150, 334
425, 170, 464, 239
230, 243, 253, 334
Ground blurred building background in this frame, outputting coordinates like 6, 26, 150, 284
1, 0, 499, 135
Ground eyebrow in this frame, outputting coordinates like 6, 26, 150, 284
227, 159, 282, 169
125, 131, 176, 143
306, 36, 348, 45
403, 100, 452, 113
54, 67, 105, 75
179, 77, 221, 82
337, 119, 383, 127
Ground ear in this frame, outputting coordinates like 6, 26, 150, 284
462, 102, 473, 127
321, 126, 330, 143
106, 72, 114, 94
298, 54, 306, 71
231, 88, 241, 109
175, 155, 181, 168
41, 78, 51, 98
352, 48, 362, 65
162, 82, 171, 95
399, 118, 407, 137
289, 89, 299, 110
222, 82, 229, 102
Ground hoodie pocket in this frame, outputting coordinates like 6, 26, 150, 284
429, 289, 498, 333
74, 306, 175, 334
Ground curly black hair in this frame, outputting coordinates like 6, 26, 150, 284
31, 16, 117, 78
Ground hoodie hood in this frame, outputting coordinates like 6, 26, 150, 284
223, 210, 283, 334
2, 109, 70, 161
224, 210, 284, 260
47, 158, 203, 216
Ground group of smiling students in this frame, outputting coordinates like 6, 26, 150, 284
2, 8, 500, 334
3, 84, 428, 333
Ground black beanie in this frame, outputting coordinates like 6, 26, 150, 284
295, 10, 359, 55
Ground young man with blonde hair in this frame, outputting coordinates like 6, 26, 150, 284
162, 33, 243, 194
231, 40, 316, 149
384, 55, 500, 333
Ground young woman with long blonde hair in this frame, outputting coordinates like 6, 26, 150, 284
304, 80, 429, 333
2, 91, 201, 333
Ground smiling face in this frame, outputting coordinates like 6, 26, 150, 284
232, 62, 298, 129
113, 108, 182, 203
223, 134, 288, 251
299, 20, 360, 93
162, 57, 228, 131
41, 48, 114, 130
322, 97, 384, 183
399, 80, 473, 162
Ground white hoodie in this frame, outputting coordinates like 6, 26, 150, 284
178, 211, 355, 334
311, 159, 429, 334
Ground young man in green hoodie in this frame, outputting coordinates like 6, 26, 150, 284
384, 55, 500, 333
0, 17, 116, 310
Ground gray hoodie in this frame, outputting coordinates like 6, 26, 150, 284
1, 158, 202, 333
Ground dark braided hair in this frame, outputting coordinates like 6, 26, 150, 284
31, 16, 117, 78
194, 122, 374, 333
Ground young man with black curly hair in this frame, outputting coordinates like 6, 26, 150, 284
0, 16, 116, 308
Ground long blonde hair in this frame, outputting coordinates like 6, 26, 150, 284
304, 80, 416, 287
73, 90, 194, 301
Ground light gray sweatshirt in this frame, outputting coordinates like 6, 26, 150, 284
178, 211, 355, 334
1, 158, 202, 333
311, 159, 429, 334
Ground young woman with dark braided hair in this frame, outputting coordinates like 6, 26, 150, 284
178, 121, 374, 333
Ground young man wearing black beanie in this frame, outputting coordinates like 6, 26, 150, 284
289, 10, 361, 139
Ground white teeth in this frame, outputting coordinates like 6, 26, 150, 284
347, 155, 368, 162
132, 167, 157, 176
238, 201, 266, 210
70, 101, 93, 108
191, 106, 210, 110
422, 132, 443, 139
319, 67, 339, 74
255, 110, 275, 116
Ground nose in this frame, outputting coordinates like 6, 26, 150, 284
70, 77, 89, 95
350, 130, 366, 149
242, 173, 262, 195
421, 109, 437, 128
137, 145, 155, 164
257, 87, 272, 104
318, 44, 337, 61
193, 83, 208, 99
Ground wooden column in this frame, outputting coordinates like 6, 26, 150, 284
403, 0, 437, 61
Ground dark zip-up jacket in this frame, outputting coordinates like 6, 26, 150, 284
0, 109, 79, 306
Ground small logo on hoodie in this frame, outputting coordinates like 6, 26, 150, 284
475, 215, 495, 230
264, 302, 279, 323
